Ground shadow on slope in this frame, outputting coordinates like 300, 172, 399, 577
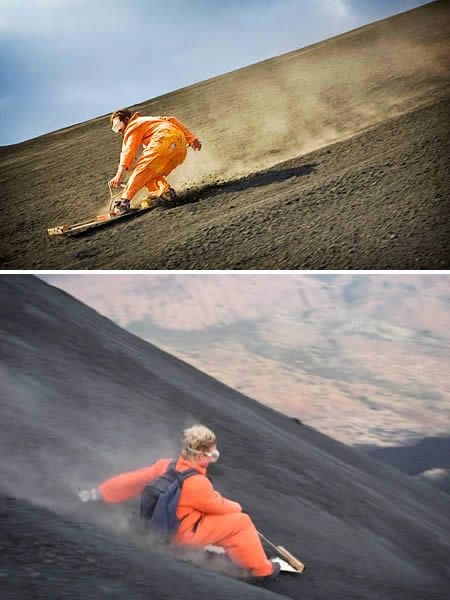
70, 162, 317, 239
175, 162, 318, 204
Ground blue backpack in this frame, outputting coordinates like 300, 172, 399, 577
140, 460, 198, 540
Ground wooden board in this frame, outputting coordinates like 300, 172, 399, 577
272, 556, 303, 574
47, 207, 152, 236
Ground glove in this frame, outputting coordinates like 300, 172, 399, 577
78, 487, 100, 502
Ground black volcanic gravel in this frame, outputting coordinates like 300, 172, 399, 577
0, 276, 449, 599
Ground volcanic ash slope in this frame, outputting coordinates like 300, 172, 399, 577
0, 1, 449, 269
0, 276, 449, 599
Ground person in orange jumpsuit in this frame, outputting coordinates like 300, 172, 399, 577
78, 425, 279, 580
108, 108, 202, 213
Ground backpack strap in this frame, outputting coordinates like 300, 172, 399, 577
178, 468, 199, 481
166, 460, 201, 482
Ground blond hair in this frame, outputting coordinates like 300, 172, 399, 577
182, 425, 216, 459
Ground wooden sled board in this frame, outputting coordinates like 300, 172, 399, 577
272, 557, 303, 574
47, 206, 153, 236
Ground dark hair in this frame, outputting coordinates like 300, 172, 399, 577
110, 108, 132, 124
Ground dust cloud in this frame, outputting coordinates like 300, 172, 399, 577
167, 20, 450, 190
0, 362, 204, 548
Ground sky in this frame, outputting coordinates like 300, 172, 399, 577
1, 0, 430, 146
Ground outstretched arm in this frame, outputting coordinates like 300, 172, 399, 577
109, 165, 127, 188
120, 128, 144, 170
109, 127, 143, 188
79, 459, 169, 504
110, 127, 144, 188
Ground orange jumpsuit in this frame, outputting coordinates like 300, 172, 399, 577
119, 113, 198, 201
99, 456, 273, 577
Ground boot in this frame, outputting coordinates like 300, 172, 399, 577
159, 187, 177, 203
144, 188, 176, 209
113, 199, 131, 214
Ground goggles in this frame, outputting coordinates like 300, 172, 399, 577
187, 446, 220, 461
